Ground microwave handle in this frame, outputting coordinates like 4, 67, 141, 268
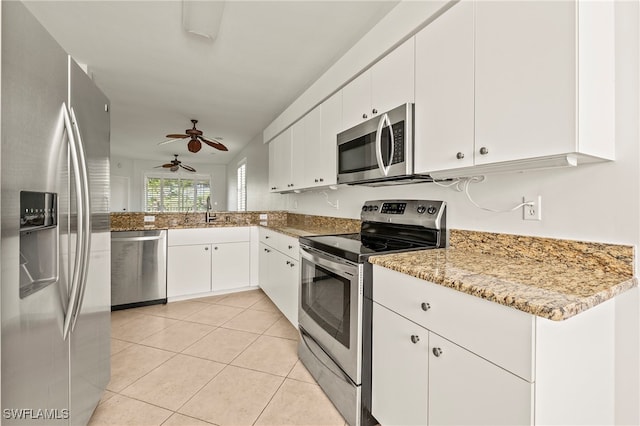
375, 113, 395, 176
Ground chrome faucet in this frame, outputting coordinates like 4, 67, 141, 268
205, 196, 217, 222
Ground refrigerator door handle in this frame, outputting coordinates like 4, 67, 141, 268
61, 103, 84, 341
69, 106, 92, 333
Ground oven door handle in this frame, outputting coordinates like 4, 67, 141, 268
300, 247, 357, 278
300, 326, 355, 387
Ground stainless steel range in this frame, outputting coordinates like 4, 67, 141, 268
298, 199, 448, 426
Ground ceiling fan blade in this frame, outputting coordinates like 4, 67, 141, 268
165, 134, 189, 139
162, 163, 174, 168
180, 164, 197, 172
199, 136, 228, 151
187, 139, 202, 153
158, 138, 184, 146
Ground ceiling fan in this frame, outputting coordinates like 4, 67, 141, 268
160, 119, 228, 153
155, 154, 196, 172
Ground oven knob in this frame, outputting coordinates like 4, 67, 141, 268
373, 205, 379, 211
427, 206, 437, 215
416, 205, 426, 214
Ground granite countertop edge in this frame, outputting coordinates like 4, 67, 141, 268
369, 250, 638, 321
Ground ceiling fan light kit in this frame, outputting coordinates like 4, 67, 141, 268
161, 119, 229, 153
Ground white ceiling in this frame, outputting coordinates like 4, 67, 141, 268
24, 1, 399, 166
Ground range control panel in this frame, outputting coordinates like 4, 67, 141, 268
361, 199, 446, 229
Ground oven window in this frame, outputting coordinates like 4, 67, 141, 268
301, 258, 351, 348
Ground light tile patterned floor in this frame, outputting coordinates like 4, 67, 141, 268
89, 289, 347, 426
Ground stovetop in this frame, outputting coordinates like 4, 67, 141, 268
299, 232, 439, 264
299, 199, 448, 263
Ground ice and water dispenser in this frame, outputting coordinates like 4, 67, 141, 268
19, 191, 58, 298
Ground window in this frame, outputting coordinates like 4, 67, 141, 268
237, 160, 247, 211
145, 174, 211, 212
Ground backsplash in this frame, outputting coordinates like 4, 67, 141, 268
111, 211, 287, 231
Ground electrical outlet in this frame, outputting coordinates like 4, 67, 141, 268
523, 196, 542, 221
143, 215, 155, 222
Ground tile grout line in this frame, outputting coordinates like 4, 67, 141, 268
100, 289, 342, 425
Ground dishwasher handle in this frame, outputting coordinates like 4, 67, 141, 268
112, 235, 165, 242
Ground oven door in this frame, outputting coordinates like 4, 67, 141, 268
299, 245, 362, 384
337, 103, 413, 184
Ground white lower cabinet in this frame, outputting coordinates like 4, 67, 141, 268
373, 300, 533, 426
258, 229, 299, 327
211, 241, 250, 292
167, 227, 252, 298
372, 264, 616, 426
167, 244, 211, 298
428, 333, 533, 426
372, 302, 429, 426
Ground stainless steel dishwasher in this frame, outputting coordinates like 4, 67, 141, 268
111, 229, 167, 310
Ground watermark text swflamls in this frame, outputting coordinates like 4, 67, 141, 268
3, 408, 69, 420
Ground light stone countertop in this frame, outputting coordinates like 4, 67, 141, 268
369, 230, 637, 321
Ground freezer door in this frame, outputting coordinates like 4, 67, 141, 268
68, 58, 111, 426
1, 2, 71, 424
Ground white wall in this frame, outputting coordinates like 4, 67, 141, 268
225, 133, 287, 212
228, 1, 640, 423
111, 155, 227, 212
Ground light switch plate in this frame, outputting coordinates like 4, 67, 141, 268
144, 215, 155, 222
259, 214, 267, 220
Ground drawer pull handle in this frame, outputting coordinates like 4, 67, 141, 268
432, 347, 443, 357
288, 245, 293, 249
410, 335, 420, 344
204, 247, 209, 251
421, 302, 430, 311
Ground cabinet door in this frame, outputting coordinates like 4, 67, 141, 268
290, 118, 306, 190
279, 254, 299, 327
211, 241, 250, 292
269, 128, 293, 192
268, 140, 278, 192
167, 244, 211, 297
315, 91, 341, 187
475, 0, 575, 165
414, 1, 474, 174
301, 106, 327, 188
259, 243, 274, 298
341, 71, 371, 131
428, 333, 533, 426
371, 37, 415, 115
372, 302, 428, 426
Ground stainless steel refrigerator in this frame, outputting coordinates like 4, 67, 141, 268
1, 2, 111, 424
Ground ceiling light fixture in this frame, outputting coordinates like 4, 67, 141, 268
182, 0, 225, 41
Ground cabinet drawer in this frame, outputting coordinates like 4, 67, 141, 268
372, 265, 535, 381
169, 227, 250, 246
259, 228, 300, 259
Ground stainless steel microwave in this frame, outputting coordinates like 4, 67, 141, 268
336, 103, 431, 186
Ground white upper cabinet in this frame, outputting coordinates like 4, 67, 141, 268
268, 127, 292, 192
415, 0, 615, 177
341, 38, 415, 131
304, 92, 340, 188
269, 92, 342, 193
414, 0, 475, 174
475, 0, 577, 165
342, 71, 371, 131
